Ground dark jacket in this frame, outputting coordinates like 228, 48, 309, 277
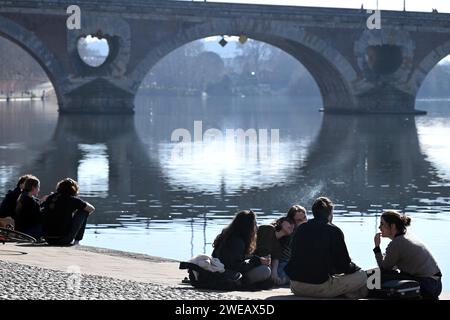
254, 224, 283, 260
285, 218, 360, 284
0, 187, 21, 219
212, 234, 261, 274
15, 192, 42, 232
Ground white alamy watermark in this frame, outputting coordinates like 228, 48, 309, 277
66, 5, 81, 30
170, 121, 280, 172
66, 265, 82, 296
366, 10, 382, 30
366, 267, 381, 290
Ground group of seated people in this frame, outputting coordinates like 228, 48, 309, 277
0, 174, 95, 246
211, 197, 442, 300
1, 176, 443, 299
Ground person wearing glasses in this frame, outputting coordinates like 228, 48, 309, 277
212, 210, 271, 287
373, 210, 442, 300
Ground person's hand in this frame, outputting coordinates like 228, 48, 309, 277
271, 272, 282, 285
40, 194, 49, 202
260, 256, 271, 266
374, 232, 382, 247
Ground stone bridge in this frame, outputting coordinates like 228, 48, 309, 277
1, 0, 450, 114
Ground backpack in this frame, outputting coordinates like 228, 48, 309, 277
179, 262, 243, 291
370, 280, 421, 299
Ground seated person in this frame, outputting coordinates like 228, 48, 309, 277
42, 178, 95, 246
373, 210, 442, 300
212, 210, 271, 287
255, 217, 295, 286
279, 205, 309, 281
286, 197, 368, 299
15, 176, 43, 239
0, 174, 33, 228
287, 205, 308, 228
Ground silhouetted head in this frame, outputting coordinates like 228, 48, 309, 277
312, 197, 334, 222
17, 174, 33, 189
287, 205, 307, 226
56, 178, 79, 197
379, 210, 411, 238
213, 210, 257, 255
23, 176, 40, 196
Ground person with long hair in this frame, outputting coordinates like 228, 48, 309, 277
255, 216, 295, 286
42, 178, 95, 246
279, 205, 308, 278
287, 205, 308, 227
374, 210, 442, 299
212, 210, 271, 286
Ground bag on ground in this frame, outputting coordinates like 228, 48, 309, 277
179, 262, 242, 291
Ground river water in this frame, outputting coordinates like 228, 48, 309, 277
1, 95, 449, 289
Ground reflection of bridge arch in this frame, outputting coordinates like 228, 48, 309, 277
299, 114, 444, 211
22, 111, 447, 223
24, 115, 176, 225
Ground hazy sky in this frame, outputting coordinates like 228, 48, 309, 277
208, 0, 450, 13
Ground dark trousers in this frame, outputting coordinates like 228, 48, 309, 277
22, 224, 43, 240
46, 210, 89, 246
381, 270, 442, 300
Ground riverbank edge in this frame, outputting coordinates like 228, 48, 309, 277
1, 243, 448, 300
73, 245, 179, 263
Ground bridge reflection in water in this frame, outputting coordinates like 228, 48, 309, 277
16, 98, 448, 220
1, 97, 449, 277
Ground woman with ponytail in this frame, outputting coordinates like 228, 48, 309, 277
374, 210, 442, 299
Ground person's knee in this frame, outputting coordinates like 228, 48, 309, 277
354, 270, 368, 286
262, 265, 271, 279
256, 265, 271, 282
245, 265, 271, 284
74, 210, 89, 219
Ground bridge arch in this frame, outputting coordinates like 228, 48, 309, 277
0, 15, 65, 104
130, 19, 358, 111
409, 40, 450, 95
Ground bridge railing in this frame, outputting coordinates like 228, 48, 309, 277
1, 0, 450, 25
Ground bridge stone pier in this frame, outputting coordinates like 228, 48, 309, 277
1, 0, 450, 114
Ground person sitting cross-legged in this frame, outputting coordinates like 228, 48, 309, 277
373, 210, 442, 300
285, 197, 368, 299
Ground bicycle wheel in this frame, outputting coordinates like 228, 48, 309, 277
0, 227, 36, 243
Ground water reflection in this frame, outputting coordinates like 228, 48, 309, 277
25, 114, 175, 225
300, 114, 443, 212
12, 99, 450, 221
1, 98, 450, 288
77, 143, 109, 198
